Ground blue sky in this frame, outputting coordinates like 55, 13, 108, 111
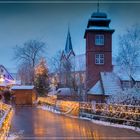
0, 1, 140, 72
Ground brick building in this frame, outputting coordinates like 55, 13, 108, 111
84, 11, 114, 90
84, 10, 140, 102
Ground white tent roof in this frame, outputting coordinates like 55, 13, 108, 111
11, 85, 34, 90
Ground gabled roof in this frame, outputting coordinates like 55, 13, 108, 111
0, 65, 16, 87
88, 80, 103, 95
0, 65, 14, 80
88, 72, 122, 96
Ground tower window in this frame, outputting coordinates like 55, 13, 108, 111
95, 35, 104, 45
95, 54, 104, 64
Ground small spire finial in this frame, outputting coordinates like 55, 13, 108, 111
97, 0, 100, 13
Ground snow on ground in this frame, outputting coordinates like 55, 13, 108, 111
7, 134, 19, 140
37, 105, 61, 114
7, 130, 24, 140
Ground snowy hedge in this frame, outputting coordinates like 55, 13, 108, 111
107, 88, 140, 106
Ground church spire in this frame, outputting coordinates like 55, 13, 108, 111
64, 27, 75, 57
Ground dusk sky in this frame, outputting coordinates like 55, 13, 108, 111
0, 0, 140, 72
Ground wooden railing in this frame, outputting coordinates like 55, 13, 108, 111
38, 97, 79, 116
79, 102, 140, 127
38, 97, 140, 127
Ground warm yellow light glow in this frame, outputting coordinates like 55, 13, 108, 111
0, 103, 13, 140
0, 75, 4, 82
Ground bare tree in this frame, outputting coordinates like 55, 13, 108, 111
14, 40, 46, 84
60, 56, 75, 88
117, 25, 140, 78
50, 50, 75, 88
76, 70, 86, 96
50, 50, 62, 74
17, 61, 33, 85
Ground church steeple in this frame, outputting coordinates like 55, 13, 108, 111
63, 28, 75, 59
65, 28, 72, 54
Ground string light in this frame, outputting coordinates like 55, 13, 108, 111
0, 103, 13, 140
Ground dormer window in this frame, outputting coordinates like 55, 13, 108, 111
95, 35, 104, 45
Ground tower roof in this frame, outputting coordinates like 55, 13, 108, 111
84, 10, 115, 38
91, 12, 107, 18
87, 11, 111, 28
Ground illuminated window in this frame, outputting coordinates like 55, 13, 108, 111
95, 54, 104, 64
95, 35, 104, 45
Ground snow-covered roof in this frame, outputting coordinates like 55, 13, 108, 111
11, 85, 34, 90
133, 75, 140, 81
100, 72, 122, 95
113, 65, 140, 81
90, 17, 110, 20
0, 65, 14, 80
86, 26, 114, 31
88, 72, 122, 96
88, 81, 103, 95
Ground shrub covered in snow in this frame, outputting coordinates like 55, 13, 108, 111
107, 88, 140, 106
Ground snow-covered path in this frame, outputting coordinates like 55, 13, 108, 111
9, 106, 140, 140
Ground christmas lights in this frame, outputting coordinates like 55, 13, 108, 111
0, 103, 13, 140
